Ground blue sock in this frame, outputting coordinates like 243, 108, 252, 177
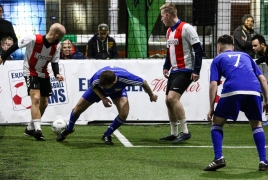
66, 109, 80, 131
211, 125, 223, 160
252, 127, 267, 163
104, 116, 124, 136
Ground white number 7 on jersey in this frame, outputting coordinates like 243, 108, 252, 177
228, 54, 241, 67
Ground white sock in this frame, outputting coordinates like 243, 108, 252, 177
27, 121, 35, 130
179, 119, 189, 134
170, 122, 178, 136
33, 119, 41, 131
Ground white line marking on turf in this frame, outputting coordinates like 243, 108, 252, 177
113, 130, 133, 147
129, 146, 256, 148
113, 130, 258, 149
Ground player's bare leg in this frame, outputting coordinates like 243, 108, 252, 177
57, 98, 94, 142
160, 91, 191, 143
28, 89, 44, 140
102, 97, 129, 145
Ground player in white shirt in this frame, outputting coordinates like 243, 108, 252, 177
204, 34, 268, 171
0, 23, 66, 140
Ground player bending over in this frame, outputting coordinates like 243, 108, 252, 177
204, 34, 268, 171
56, 66, 158, 145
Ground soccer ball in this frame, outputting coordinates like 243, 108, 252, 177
52, 118, 67, 135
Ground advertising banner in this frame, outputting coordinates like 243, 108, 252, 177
0, 60, 266, 124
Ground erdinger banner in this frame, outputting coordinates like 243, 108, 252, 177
0, 60, 266, 124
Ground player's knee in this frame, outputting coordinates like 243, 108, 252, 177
31, 96, 41, 105
166, 96, 176, 105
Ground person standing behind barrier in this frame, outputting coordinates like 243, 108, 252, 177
0, 37, 14, 60
60, 39, 87, 59
86, 23, 119, 59
252, 34, 268, 126
0, 23, 66, 141
233, 14, 257, 58
0, 5, 17, 44
204, 34, 268, 171
252, 34, 268, 65
158, 3, 203, 144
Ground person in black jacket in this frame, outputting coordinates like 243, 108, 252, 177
86, 23, 119, 59
233, 14, 258, 58
252, 34, 268, 64
0, 5, 17, 43
252, 34, 268, 127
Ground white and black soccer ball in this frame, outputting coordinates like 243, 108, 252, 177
52, 118, 67, 135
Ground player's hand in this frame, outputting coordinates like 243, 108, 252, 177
102, 98, 112, 107
0, 56, 6, 65
56, 74, 64, 81
263, 102, 268, 114
163, 69, 169, 78
150, 94, 158, 102
191, 73, 200, 82
207, 109, 214, 122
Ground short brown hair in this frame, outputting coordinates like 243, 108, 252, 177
99, 70, 116, 87
160, 3, 177, 17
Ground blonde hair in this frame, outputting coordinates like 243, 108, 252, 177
160, 3, 177, 17
1, 37, 13, 45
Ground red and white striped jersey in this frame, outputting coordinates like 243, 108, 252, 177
166, 22, 200, 72
18, 34, 60, 78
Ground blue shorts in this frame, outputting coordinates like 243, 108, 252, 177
214, 94, 262, 121
82, 87, 128, 102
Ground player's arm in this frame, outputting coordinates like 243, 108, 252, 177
0, 43, 19, 65
92, 87, 112, 107
163, 49, 171, 78
258, 74, 268, 113
51, 45, 64, 81
51, 62, 64, 81
191, 42, 203, 81
208, 81, 218, 121
192, 42, 203, 75
141, 80, 158, 102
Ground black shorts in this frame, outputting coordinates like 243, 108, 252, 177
166, 71, 192, 95
24, 76, 52, 97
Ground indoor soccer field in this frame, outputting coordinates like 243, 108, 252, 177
1, 123, 268, 180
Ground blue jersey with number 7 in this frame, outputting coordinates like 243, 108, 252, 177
210, 50, 262, 95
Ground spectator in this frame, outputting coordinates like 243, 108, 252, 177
60, 39, 86, 59
0, 37, 14, 60
233, 14, 257, 58
252, 34, 268, 126
252, 34, 268, 64
86, 23, 119, 59
0, 5, 18, 43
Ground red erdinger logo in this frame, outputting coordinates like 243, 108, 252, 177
151, 78, 201, 92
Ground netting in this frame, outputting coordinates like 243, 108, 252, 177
0, 0, 265, 59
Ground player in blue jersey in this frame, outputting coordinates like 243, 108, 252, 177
204, 35, 268, 171
56, 66, 158, 145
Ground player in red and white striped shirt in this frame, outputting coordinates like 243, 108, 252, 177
158, 3, 203, 144
0, 23, 66, 140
